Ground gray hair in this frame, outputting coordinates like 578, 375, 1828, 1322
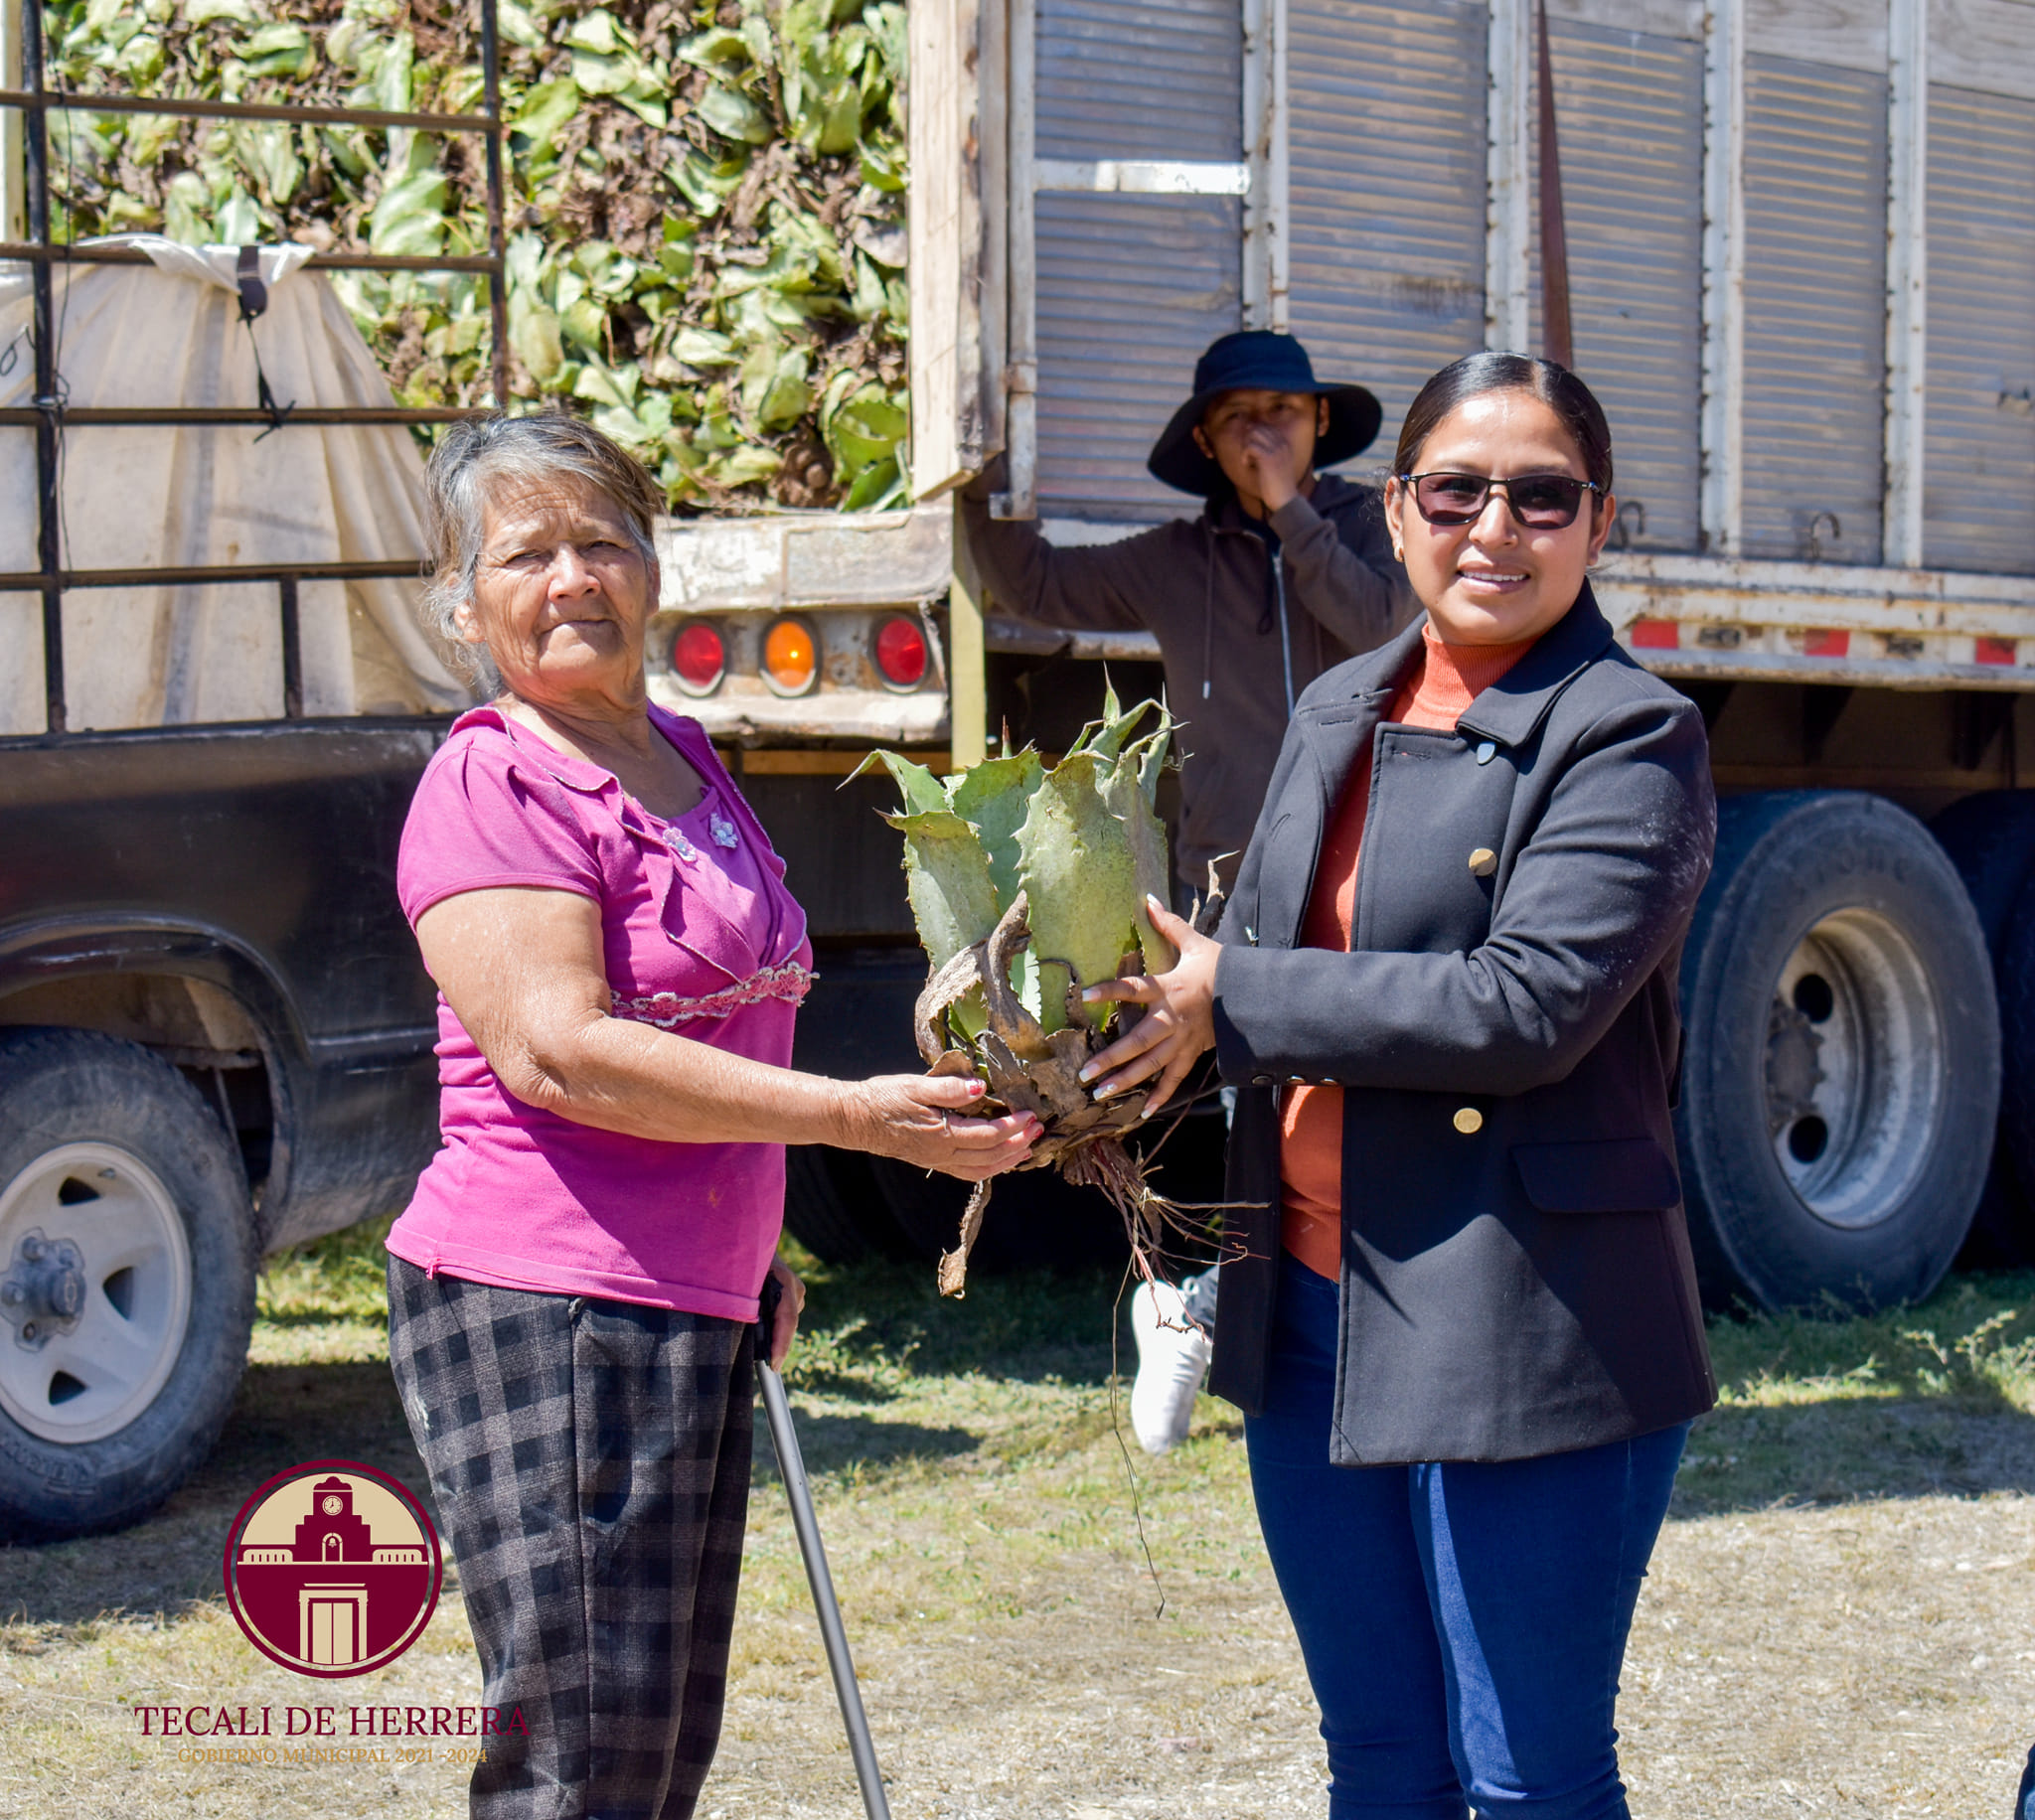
420, 411, 667, 690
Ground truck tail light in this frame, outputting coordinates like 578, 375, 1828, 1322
672, 620, 725, 694
873, 613, 928, 689
762, 618, 818, 694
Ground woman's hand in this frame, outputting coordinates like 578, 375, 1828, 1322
847, 1071, 1042, 1180
1078, 899, 1219, 1116
765, 1254, 805, 1371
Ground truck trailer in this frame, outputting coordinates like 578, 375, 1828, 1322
727, 0, 2035, 1330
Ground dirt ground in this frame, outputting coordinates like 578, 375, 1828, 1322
702, 1393, 2035, 1819
3, 1237, 2033, 1819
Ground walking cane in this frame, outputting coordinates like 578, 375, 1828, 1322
755, 1275, 894, 1820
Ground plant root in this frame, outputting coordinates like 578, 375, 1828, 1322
937, 1181, 992, 1296
916, 892, 1240, 1296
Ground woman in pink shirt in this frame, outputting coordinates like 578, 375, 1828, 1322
385, 412, 1037, 1820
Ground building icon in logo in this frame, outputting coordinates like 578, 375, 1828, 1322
224, 1461, 441, 1677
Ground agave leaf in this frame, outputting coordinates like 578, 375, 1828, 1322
741, 343, 812, 428
884, 809, 1001, 972
842, 457, 901, 511
1103, 715, 1177, 973
572, 49, 645, 98
370, 164, 447, 256
615, 81, 671, 129
678, 27, 751, 69
668, 325, 739, 370
706, 445, 785, 487
849, 748, 948, 816
702, 82, 774, 144
1008, 942, 1043, 1023
947, 749, 1043, 909
1087, 692, 1165, 770
1016, 752, 1142, 1032
509, 297, 565, 383
565, 9, 634, 55
496, 1, 547, 51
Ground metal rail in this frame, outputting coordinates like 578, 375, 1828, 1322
5, 0, 509, 734
0, 241, 505, 273
0, 87, 499, 134
0, 406, 480, 426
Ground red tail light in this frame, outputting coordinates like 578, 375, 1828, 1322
874, 614, 928, 689
673, 621, 725, 694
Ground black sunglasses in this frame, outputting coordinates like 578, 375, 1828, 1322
1398, 471, 1605, 530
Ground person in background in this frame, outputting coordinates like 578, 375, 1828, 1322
964, 329, 1416, 1455
1081, 353, 1718, 1817
386, 412, 1037, 1820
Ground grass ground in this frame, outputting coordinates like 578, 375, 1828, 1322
3, 1216, 2034, 1818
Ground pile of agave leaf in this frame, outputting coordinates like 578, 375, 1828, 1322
858, 689, 1214, 1296
44, 0, 910, 514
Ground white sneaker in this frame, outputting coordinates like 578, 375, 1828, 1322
1129, 1280, 1212, 1455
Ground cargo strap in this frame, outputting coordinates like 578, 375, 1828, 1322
235, 245, 296, 441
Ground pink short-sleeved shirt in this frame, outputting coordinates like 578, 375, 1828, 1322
385, 702, 814, 1322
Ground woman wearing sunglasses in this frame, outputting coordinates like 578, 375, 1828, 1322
1082, 352, 1718, 1818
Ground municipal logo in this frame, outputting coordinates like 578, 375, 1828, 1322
223, 1459, 442, 1678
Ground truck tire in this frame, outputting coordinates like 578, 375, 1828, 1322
1929, 791, 2035, 1264
782, 1144, 917, 1265
0, 1027, 257, 1541
1675, 792, 1997, 1313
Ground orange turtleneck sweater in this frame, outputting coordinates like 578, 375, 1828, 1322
1279, 622, 1538, 1281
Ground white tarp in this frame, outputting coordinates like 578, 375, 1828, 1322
0, 236, 469, 734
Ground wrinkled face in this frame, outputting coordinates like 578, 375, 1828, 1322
456, 472, 658, 706
1192, 388, 1327, 491
1384, 388, 1613, 646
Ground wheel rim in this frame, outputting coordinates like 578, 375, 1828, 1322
0, 1142, 192, 1443
1763, 909, 1946, 1231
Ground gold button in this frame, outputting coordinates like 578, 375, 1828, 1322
1468, 847, 1497, 877
1453, 1107, 1484, 1135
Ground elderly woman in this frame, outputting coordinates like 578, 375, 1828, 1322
384, 411, 1037, 1820
1085, 355, 1717, 1818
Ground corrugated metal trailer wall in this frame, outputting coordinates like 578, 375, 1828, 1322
1923, 80, 2035, 576
1740, 55, 1889, 565
1013, 0, 2035, 576
1284, 0, 1487, 467
1032, 0, 1244, 521
1537, 16, 1704, 554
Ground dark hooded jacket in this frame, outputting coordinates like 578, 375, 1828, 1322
961, 474, 1414, 896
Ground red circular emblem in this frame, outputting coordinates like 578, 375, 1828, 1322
222, 1459, 443, 1678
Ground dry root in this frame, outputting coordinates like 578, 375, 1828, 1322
916, 892, 1222, 1295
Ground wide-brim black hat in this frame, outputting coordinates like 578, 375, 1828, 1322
1147, 330, 1384, 497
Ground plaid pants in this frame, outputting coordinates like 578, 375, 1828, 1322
388, 1257, 753, 1820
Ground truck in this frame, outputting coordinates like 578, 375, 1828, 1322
5, 0, 2035, 1538
752, 0, 2035, 1334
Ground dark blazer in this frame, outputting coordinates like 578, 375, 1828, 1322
1207, 584, 1719, 1464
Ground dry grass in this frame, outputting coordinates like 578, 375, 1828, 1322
2, 1221, 2033, 1818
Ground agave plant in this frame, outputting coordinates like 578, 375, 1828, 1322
859, 689, 1214, 1294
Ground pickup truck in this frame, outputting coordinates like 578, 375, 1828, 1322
0, 720, 440, 1537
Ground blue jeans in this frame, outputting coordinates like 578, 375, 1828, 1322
1180, 1263, 1221, 1331
1245, 1257, 1686, 1820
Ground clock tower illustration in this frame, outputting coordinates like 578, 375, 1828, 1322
224, 1460, 442, 1676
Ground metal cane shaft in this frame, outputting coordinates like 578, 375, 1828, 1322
757, 1357, 893, 1820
